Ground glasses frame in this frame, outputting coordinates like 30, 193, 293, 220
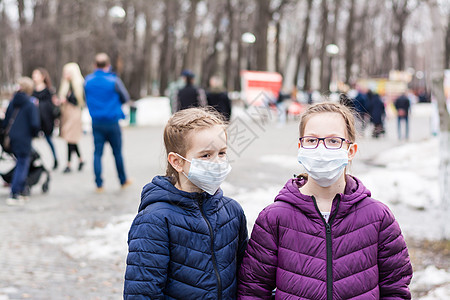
299, 136, 352, 150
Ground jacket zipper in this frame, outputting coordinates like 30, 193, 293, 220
198, 197, 222, 300
312, 195, 341, 300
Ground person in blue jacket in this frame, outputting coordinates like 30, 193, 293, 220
84, 53, 131, 192
3, 77, 40, 205
124, 107, 248, 299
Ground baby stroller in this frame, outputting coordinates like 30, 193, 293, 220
1, 148, 50, 194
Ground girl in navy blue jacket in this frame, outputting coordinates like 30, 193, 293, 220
124, 107, 248, 299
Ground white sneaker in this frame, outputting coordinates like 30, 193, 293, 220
6, 197, 25, 206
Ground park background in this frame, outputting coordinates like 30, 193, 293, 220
0, 0, 450, 299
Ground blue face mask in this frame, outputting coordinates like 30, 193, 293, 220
176, 154, 232, 195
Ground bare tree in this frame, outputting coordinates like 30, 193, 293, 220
181, 0, 199, 72
446, 13, 450, 69
294, 0, 313, 90
428, 0, 450, 239
344, 0, 355, 84
159, 0, 179, 95
391, 0, 418, 71
319, 0, 330, 92
254, 0, 271, 71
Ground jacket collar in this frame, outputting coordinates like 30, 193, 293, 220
275, 175, 371, 220
139, 176, 222, 214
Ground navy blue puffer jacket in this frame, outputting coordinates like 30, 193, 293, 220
124, 176, 248, 299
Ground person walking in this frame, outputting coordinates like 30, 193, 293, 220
124, 107, 247, 299
367, 90, 385, 138
58, 62, 85, 173
206, 75, 232, 121
3, 77, 40, 205
176, 69, 206, 111
394, 92, 411, 140
84, 53, 131, 192
238, 101, 412, 299
31, 68, 58, 169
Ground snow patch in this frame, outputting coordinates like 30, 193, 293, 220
412, 265, 450, 298
45, 215, 134, 261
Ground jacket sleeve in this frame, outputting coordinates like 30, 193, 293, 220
378, 206, 413, 299
237, 210, 248, 268
124, 210, 170, 299
238, 208, 277, 300
115, 77, 130, 103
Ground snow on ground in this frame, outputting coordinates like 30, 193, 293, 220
412, 266, 450, 299
45, 214, 134, 261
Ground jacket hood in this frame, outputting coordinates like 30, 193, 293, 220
275, 174, 371, 220
12, 92, 31, 108
138, 176, 223, 212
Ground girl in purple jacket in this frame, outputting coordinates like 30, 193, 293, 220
238, 101, 413, 299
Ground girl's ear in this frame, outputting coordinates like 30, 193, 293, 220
168, 152, 185, 172
348, 143, 358, 161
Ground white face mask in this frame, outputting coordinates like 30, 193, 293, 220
297, 145, 349, 187
176, 154, 232, 195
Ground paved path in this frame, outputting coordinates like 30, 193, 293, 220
0, 103, 435, 299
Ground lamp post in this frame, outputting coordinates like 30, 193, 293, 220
326, 43, 339, 92
108, 5, 126, 74
241, 32, 256, 70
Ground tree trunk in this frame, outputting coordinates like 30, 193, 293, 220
143, 5, 154, 95
345, 0, 355, 84
159, 0, 178, 95
201, 8, 222, 88
319, 0, 329, 92
294, 0, 313, 89
254, 0, 271, 71
274, 14, 283, 73
396, 18, 406, 71
303, 47, 311, 91
181, 0, 199, 72
428, 0, 450, 240
17, 0, 26, 75
326, 0, 341, 91
445, 14, 450, 69
224, 0, 234, 90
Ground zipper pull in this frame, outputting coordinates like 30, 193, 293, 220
326, 223, 331, 234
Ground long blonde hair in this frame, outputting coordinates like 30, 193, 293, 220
58, 62, 85, 107
164, 107, 227, 184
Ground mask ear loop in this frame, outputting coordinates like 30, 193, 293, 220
175, 153, 191, 163
175, 153, 192, 181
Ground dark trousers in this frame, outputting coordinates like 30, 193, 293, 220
92, 121, 127, 188
11, 154, 31, 196
67, 143, 81, 162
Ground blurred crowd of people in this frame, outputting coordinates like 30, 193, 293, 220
1, 53, 131, 205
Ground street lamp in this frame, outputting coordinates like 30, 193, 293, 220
242, 32, 256, 70
326, 43, 339, 92
108, 5, 126, 74
108, 5, 126, 23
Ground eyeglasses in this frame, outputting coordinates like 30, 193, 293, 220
299, 136, 352, 150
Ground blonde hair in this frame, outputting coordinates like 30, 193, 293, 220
299, 101, 357, 143
18, 77, 34, 95
58, 62, 85, 107
164, 107, 226, 183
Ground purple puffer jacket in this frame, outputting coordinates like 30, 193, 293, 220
238, 175, 412, 300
